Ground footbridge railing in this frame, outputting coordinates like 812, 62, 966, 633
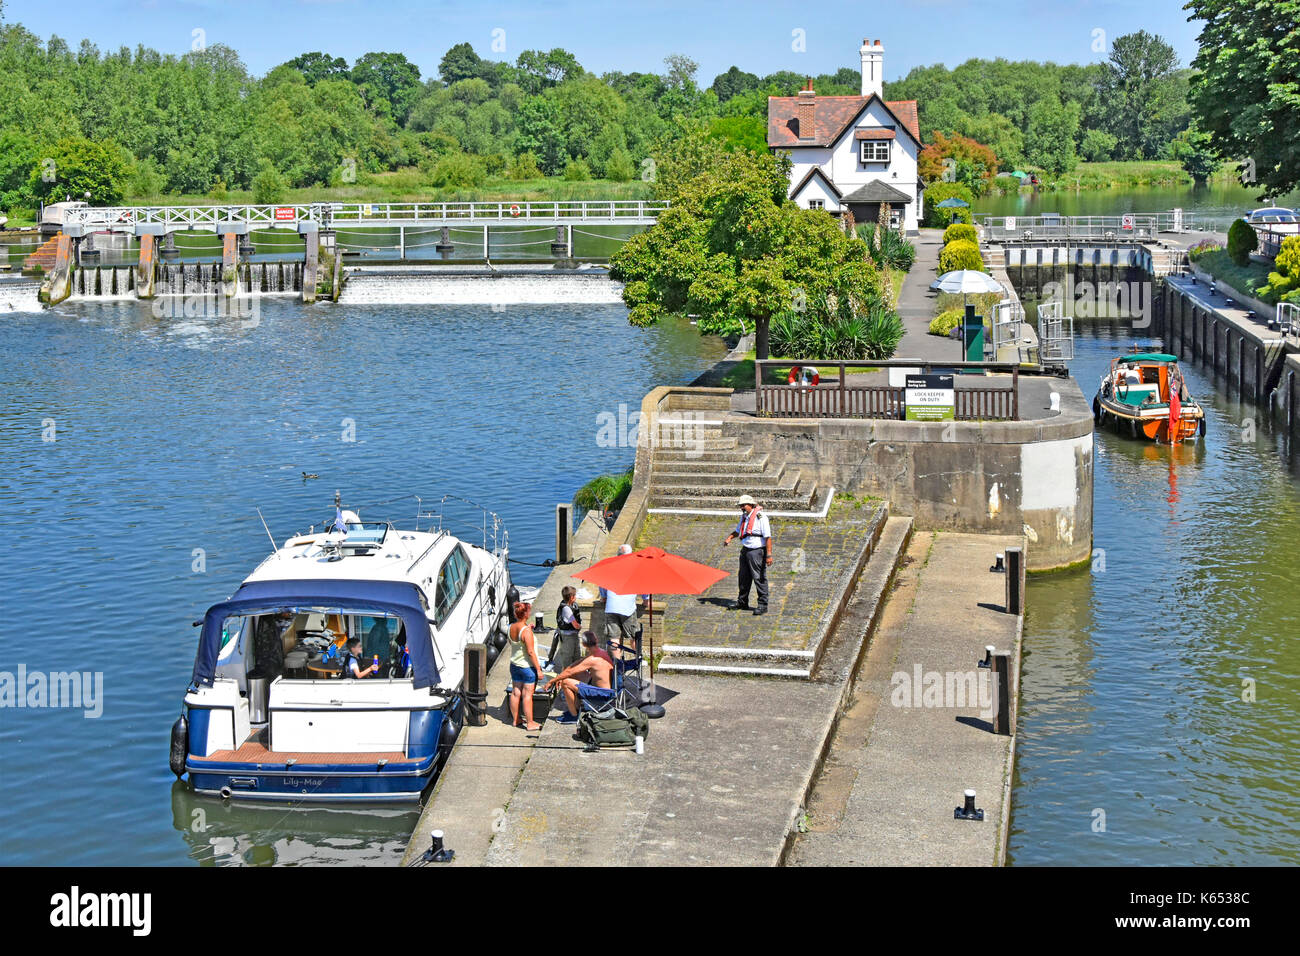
65, 200, 669, 234
976, 210, 1200, 242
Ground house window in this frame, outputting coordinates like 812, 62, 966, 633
809, 199, 825, 210
860, 140, 890, 163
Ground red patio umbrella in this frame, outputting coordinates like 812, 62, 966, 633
574, 546, 728, 716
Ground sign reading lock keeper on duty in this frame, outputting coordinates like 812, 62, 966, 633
904, 374, 955, 421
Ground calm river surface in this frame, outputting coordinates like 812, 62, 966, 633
1010, 327, 1300, 865
3, 291, 1298, 867
0, 299, 725, 865
975, 182, 1300, 231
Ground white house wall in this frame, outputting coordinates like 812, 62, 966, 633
791, 173, 842, 211
781, 98, 923, 232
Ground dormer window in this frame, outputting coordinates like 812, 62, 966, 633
860, 140, 890, 163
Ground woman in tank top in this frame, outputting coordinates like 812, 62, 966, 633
508, 601, 545, 731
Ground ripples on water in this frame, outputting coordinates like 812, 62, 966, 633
0, 299, 726, 865
1010, 328, 1300, 865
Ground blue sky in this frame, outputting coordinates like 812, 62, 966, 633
5, 0, 1204, 82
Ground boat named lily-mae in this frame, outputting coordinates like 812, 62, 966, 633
171, 494, 512, 802
1093, 352, 1206, 443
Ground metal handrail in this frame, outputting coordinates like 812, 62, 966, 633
68, 200, 668, 231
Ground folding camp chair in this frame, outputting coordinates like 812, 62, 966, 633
578, 633, 641, 716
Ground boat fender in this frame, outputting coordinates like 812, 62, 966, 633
169, 714, 188, 778
1092, 397, 1100, 423
1199, 418, 1206, 437
439, 698, 463, 750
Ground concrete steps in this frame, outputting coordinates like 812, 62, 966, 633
23, 233, 60, 273
657, 512, 912, 679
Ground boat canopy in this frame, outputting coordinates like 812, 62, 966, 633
1118, 352, 1178, 364
191, 578, 440, 690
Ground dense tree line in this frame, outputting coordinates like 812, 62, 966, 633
884, 31, 1194, 176
0, 11, 1234, 216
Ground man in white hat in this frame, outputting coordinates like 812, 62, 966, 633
723, 494, 772, 615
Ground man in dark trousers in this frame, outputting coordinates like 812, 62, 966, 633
723, 494, 772, 615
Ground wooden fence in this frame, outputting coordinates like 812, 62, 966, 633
754, 360, 1020, 421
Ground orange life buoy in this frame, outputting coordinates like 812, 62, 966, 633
787, 365, 819, 387
509, 204, 521, 217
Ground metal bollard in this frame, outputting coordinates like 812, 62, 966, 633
556, 503, 573, 565
1005, 546, 1025, 615
464, 643, 488, 727
991, 651, 1012, 735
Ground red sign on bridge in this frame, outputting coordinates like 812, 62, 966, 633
274, 207, 296, 221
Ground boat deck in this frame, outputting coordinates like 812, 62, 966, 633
190, 729, 419, 765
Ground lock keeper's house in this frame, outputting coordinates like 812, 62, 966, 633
767, 39, 924, 233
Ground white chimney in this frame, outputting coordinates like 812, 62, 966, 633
860, 38, 884, 99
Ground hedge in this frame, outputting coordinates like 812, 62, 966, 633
1227, 218, 1258, 267
942, 223, 977, 245
922, 182, 975, 227
928, 308, 964, 336
938, 238, 984, 273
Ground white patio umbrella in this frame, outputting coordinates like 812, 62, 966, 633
931, 269, 1005, 313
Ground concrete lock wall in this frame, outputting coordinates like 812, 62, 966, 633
1165, 282, 1279, 408
732, 380, 1094, 571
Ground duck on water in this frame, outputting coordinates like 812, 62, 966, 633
169, 492, 514, 802
1093, 352, 1206, 444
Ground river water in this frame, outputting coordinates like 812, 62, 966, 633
0, 298, 725, 865
975, 182, 1300, 232
3, 275, 1298, 868
1010, 327, 1300, 865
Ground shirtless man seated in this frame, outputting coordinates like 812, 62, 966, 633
543, 631, 615, 723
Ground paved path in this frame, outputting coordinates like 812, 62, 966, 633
637, 502, 883, 652
478, 518, 912, 867
896, 228, 969, 364
787, 530, 1023, 866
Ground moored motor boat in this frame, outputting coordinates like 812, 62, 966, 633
172, 493, 512, 802
1093, 352, 1205, 443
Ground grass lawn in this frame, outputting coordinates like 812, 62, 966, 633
718, 352, 880, 390
1192, 249, 1276, 303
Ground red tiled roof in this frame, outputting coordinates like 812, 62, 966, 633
854, 128, 896, 140
767, 94, 921, 148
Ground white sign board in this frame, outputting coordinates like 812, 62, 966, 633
1121, 214, 1135, 231
1004, 216, 1016, 231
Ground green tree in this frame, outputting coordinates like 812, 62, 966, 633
1079, 129, 1117, 162
1186, 0, 1300, 197
605, 148, 635, 182
439, 42, 484, 84
611, 130, 898, 361
30, 136, 129, 204
283, 52, 348, 85
1097, 31, 1185, 159
251, 159, 287, 203
0, 128, 38, 210
351, 51, 422, 124
710, 65, 760, 102
1168, 124, 1219, 183
1023, 98, 1080, 174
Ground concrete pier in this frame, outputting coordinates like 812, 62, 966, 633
788, 531, 1023, 866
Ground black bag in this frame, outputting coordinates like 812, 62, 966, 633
576, 707, 649, 749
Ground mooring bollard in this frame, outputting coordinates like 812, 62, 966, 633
1005, 546, 1025, 615
464, 643, 488, 727
556, 503, 573, 565
991, 650, 1012, 735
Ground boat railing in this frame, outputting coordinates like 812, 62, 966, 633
415, 494, 508, 558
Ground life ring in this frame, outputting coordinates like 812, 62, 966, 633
509, 204, 521, 217
787, 365, 819, 387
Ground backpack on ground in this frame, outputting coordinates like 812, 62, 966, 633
576, 707, 649, 750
